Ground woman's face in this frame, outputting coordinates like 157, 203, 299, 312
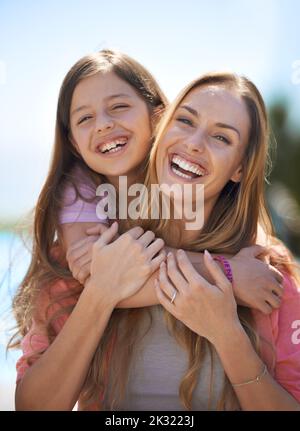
69, 71, 152, 184
156, 85, 250, 209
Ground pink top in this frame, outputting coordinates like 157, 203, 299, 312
16, 273, 300, 408
59, 165, 108, 225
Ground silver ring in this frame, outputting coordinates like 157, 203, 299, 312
170, 290, 177, 304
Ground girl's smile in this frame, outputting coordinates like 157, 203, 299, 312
70, 71, 152, 184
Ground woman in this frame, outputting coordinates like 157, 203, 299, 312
85, 72, 300, 410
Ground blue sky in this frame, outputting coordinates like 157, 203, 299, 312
0, 0, 300, 219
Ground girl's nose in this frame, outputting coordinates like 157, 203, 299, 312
96, 114, 114, 133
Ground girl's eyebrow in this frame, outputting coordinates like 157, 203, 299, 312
71, 94, 132, 117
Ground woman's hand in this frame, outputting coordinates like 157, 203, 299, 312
155, 249, 242, 345
66, 223, 110, 284
229, 245, 284, 314
87, 222, 166, 307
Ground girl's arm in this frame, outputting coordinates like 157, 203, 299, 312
15, 225, 165, 410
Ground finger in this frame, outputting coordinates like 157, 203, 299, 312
203, 250, 231, 292
74, 264, 91, 285
67, 237, 97, 270
125, 226, 144, 240
155, 278, 176, 314
166, 252, 188, 290
264, 291, 281, 309
176, 249, 209, 288
68, 235, 99, 254
159, 261, 177, 300
269, 266, 284, 284
146, 238, 164, 259
261, 301, 273, 315
94, 221, 118, 248
86, 223, 109, 236
267, 281, 283, 298
150, 250, 166, 273
137, 230, 155, 247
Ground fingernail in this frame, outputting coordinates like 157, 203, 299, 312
167, 252, 172, 258
204, 249, 213, 260
160, 262, 165, 268
177, 249, 184, 256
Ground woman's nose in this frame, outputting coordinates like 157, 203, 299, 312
186, 131, 206, 153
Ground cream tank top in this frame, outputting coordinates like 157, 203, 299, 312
104, 305, 237, 411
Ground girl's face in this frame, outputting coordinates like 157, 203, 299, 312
156, 85, 250, 209
70, 71, 152, 184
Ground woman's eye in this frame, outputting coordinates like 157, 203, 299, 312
78, 115, 92, 125
111, 104, 130, 110
176, 117, 194, 126
214, 135, 231, 144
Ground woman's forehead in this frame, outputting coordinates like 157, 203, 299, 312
180, 85, 250, 132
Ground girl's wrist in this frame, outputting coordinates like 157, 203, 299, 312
84, 278, 116, 313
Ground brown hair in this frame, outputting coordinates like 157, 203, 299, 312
8, 49, 167, 367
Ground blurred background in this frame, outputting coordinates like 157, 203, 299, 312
0, 0, 299, 410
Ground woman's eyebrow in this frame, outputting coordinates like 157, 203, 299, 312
179, 106, 241, 139
215, 122, 240, 139
180, 105, 199, 117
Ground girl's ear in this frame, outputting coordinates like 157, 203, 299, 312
230, 164, 243, 183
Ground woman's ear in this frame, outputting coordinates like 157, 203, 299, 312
230, 164, 243, 183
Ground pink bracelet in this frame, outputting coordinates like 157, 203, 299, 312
213, 255, 233, 283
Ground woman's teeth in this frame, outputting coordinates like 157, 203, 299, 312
98, 138, 128, 154
171, 166, 194, 179
171, 155, 205, 180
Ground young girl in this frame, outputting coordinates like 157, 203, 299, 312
12, 50, 284, 410
83, 72, 300, 410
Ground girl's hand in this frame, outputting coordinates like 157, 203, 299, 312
87, 222, 166, 307
66, 223, 110, 284
229, 245, 284, 314
155, 249, 242, 345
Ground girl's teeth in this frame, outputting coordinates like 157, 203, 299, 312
100, 139, 127, 153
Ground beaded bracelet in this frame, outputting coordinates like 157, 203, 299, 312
232, 364, 268, 387
213, 255, 233, 283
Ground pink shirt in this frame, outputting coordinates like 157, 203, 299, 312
59, 165, 108, 225
16, 274, 300, 408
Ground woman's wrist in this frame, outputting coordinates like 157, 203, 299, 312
211, 320, 246, 351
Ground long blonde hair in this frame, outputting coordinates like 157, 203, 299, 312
83, 73, 299, 411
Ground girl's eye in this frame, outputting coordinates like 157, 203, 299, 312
77, 115, 92, 125
214, 135, 231, 145
176, 117, 194, 127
